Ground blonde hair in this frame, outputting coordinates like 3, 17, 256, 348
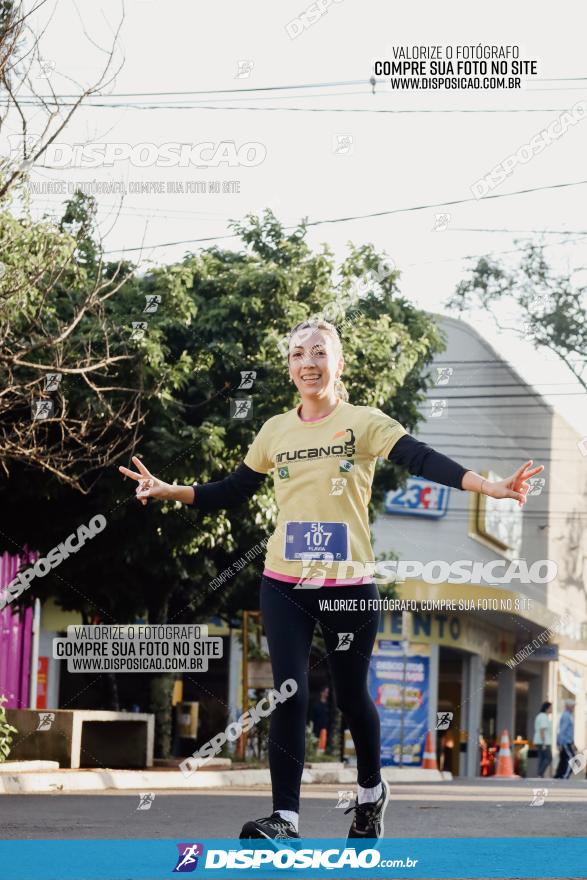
287, 318, 349, 402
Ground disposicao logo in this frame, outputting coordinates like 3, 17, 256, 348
173, 842, 204, 872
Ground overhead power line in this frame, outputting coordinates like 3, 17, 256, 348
18, 75, 587, 100
404, 234, 587, 269
29, 102, 587, 113
419, 403, 554, 410
450, 227, 587, 235
417, 444, 576, 454
16, 80, 369, 99
384, 512, 587, 520
423, 431, 583, 440
433, 358, 587, 365
424, 382, 586, 388
526, 76, 587, 82
427, 391, 586, 399
103, 178, 587, 254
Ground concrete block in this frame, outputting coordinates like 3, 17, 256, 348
5, 709, 154, 769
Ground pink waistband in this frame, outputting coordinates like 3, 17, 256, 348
263, 567, 372, 587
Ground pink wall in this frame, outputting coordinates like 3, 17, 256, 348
0, 549, 37, 708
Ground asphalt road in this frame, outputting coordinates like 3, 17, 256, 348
1, 779, 586, 839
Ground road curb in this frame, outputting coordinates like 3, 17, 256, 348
0, 764, 451, 794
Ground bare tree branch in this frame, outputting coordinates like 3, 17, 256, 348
0, 0, 125, 199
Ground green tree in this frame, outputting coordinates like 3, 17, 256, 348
446, 241, 587, 391
2, 208, 446, 757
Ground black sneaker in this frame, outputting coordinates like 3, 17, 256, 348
240, 812, 300, 842
345, 780, 390, 840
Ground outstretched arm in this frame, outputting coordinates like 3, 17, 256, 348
389, 435, 543, 507
119, 457, 266, 510
388, 434, 467, 489
188, 463, 266, 511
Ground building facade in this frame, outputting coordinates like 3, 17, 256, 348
371, 316, 587, 776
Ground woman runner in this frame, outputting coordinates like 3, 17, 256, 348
119, 318, 543, 841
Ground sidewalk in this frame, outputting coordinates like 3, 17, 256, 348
0, 761, 451, 794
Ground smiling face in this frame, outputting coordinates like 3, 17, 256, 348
288, 328, 344, 400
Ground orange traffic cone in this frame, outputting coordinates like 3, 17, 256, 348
422, 731, 438, 769
317, 728, 327, 753
494, 729, 517, 777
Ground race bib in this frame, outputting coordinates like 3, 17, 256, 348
284, 521, 349, 561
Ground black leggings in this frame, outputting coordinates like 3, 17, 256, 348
260, 575, 382, 813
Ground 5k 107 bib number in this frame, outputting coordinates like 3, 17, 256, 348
284, 521, 349, 561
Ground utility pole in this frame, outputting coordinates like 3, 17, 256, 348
399, 610, 409, 768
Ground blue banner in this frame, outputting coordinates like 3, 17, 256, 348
369, 643, 429, 766
0, 838, 585, 878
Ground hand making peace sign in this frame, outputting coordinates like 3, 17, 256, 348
118, 456, 172, 506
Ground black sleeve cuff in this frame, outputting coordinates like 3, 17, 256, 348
388, 434, 468, 490
190, 462, 267, 512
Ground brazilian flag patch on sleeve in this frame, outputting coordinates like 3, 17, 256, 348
277, 466, 290, 479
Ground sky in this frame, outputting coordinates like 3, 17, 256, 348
5, 0, 587, 436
